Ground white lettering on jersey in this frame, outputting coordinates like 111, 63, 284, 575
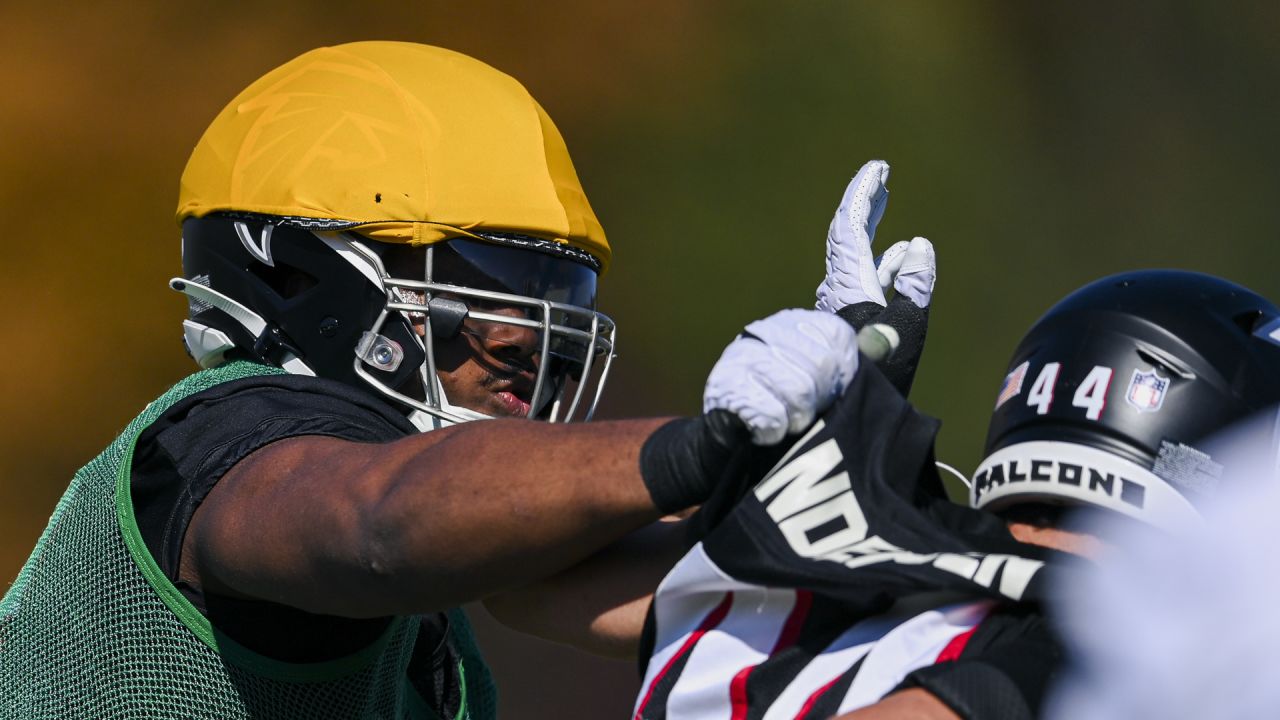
778, 485, 868, 557
757, 438, 847, 522
751, 423, 1044, 601
754, 421, 834, 504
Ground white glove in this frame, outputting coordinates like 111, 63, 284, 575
814, 160, 936, 312
873, 236, 936, 309
704, 309, 858, 445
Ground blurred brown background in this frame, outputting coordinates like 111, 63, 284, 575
3, 1, 1279, 716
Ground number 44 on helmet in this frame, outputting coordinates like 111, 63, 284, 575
972, 270, 1280, 530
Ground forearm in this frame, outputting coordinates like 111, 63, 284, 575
193, 416, 677, 616
368, 417, 672, 609
484, 517, 688, 658
833, 689, 961, 720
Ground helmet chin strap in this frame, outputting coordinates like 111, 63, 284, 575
935, 461, 972, 490
407, 410, 455, 432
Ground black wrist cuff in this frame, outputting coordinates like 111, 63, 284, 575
835, 300, 884, 331
836, 296, 930, 398
639, 411, 749, 514
871, 294, 930, 397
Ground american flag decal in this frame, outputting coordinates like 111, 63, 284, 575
995, 361, 1029, 410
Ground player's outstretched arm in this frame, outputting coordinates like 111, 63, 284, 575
184, 416, 677, 618
184, 308, 858, 622
484, 516, 690, 658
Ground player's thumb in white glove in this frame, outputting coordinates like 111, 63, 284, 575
876, 236, 935, 308
704, 309, 858, 445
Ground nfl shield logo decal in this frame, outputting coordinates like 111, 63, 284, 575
1126, 368, 1169, 412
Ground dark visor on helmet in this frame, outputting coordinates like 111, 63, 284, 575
432, 238, 597, 310
367, 233, 615, 423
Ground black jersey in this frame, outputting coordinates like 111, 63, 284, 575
635, 364, 1067, 720
128, 370, 486, 717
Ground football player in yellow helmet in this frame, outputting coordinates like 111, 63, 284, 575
1, 42, 892, 718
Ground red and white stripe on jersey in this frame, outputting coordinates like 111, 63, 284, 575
635, 543, 993, 719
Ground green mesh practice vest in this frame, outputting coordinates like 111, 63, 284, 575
0, 361, 496, 719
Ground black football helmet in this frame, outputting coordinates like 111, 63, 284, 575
169, 42, 617, 430
971, 270, 1280, 528
174, 214, 615, 429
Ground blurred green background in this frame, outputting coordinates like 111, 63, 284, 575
4, 1, 1279, 716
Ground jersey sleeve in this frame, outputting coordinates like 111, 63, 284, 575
128, 373, 416, 610
895, 606, 1065, 720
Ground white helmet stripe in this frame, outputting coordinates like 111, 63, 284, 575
316, 232, 384, 286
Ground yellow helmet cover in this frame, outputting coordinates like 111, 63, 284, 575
177, 41, 609, 271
